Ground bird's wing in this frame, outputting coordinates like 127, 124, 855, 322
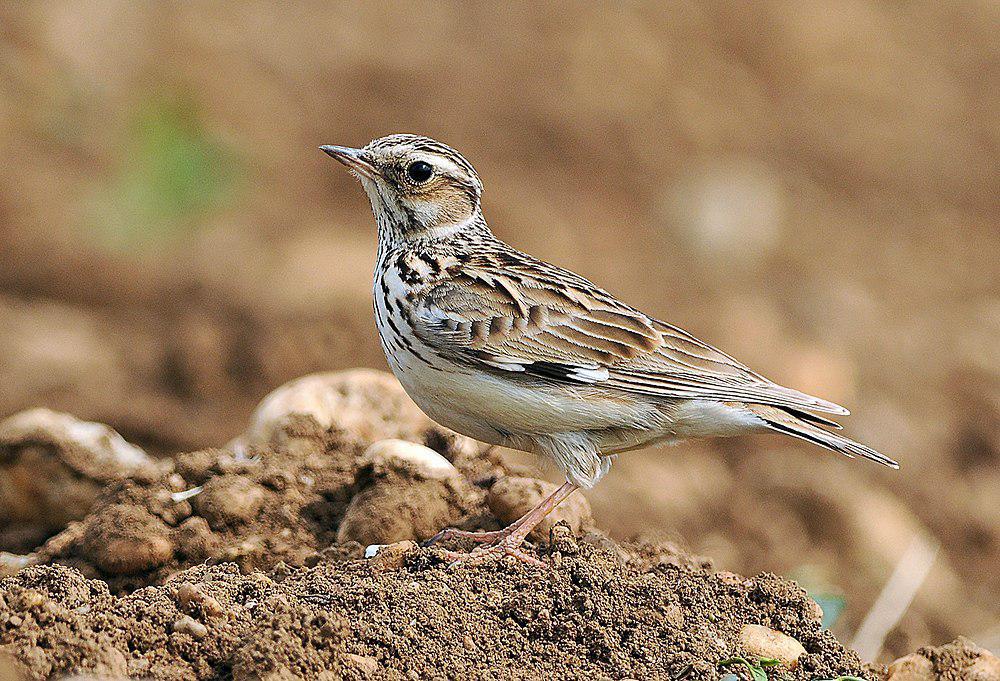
409, 248, 848, 415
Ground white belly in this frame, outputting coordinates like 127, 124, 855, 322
389, 354, 663, 447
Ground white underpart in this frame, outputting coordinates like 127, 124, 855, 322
669, 399, 767, 438
533, 431, 614, 489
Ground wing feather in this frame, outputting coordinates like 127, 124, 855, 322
410, 247, 849, 415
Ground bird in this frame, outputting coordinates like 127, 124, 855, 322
320, 134, 898, 566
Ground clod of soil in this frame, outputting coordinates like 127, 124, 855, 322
336, 439, 480, 546
0, 409, 156, 552
884, 637, 1000, 681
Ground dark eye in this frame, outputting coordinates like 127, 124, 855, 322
406, 161, 434, 183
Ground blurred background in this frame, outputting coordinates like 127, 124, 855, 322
0, 1, 996, 661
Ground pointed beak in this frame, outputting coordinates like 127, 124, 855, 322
319, 145, 378, 180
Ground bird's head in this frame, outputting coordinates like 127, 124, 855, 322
321, 134, 485, 242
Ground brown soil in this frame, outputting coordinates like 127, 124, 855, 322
883, 638, 1000, 681
0, 547, 865, 681
0, 371, 875, 680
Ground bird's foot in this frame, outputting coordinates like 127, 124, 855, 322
423, 481, 579, 569
439, 538, 547, 568
421, 526, 517, 548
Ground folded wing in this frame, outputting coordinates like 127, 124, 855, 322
410, 248, 849, 417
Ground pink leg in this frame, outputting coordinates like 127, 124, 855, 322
430, 481, 579, 567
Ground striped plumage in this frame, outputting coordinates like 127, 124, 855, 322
322, 135, 897, 565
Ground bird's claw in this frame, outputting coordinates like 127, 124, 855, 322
440, 539, 548, 568
422, 526, 513, 548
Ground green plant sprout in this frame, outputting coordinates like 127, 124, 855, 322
718, 656, 781, 681
719, 657, 867, 681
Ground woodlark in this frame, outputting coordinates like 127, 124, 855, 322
321, 135, 898, 566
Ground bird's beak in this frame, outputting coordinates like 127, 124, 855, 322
319, 145, 378, 180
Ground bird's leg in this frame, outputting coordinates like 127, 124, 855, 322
432, 481, 580, 567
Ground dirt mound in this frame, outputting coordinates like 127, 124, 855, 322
0, 541, 866, 681
5, 372, 516, 593
0, 369, 884, 680
0, 370, 992, 679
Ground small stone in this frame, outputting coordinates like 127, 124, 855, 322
228, 369, 435, 456
173, 614, 208, 639
342, 653, 379, 675
0, 409, 153, 534
886, 653, 935, 681
367, 540, 418, 570
0, 552, 35, 578
176, 582, 224, 618
738, 624, 805, 668
362, 439, 458, 480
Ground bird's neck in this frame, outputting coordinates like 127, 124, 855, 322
376, 208, 492, 260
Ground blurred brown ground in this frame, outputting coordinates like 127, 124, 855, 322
0, 1, 996, 661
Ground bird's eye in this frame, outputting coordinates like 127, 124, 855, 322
406, 161, 434, 183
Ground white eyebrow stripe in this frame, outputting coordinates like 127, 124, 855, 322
415, 153, 463, 177
383, 145, 464, 177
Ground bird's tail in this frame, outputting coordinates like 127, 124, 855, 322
746, 404, 899, 469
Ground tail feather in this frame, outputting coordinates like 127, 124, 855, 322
747, 404, 899, 469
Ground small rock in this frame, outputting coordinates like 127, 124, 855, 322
886, 653, 935, 681
366, 540, 418, 570
0, 552, 35, 578
193, 476, 267, 529
176, 582, 224, 618
487, 477, 594, 541
229, 369, 435, 456
363, 439, 458, 480
0, 409, 154, 534
738, 624, 805, 668
173, 614, 208, 639
0, 408, 150, 474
